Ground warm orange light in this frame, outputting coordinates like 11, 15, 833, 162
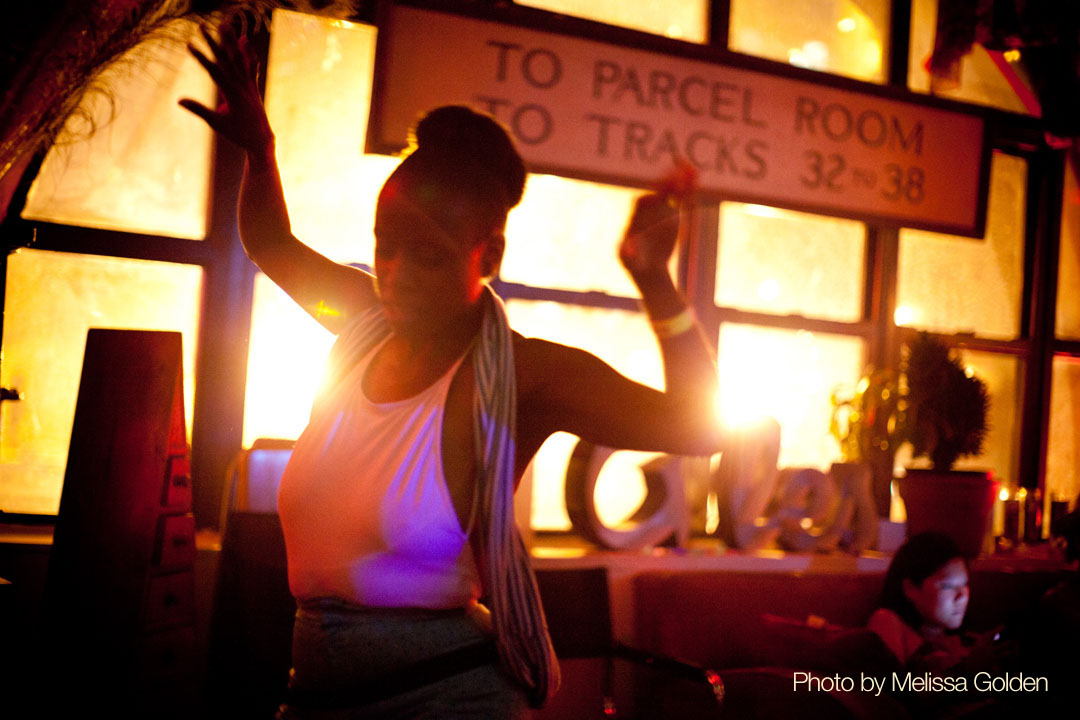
731, 0, 886, 83
243, 275, 336, 447
705, 491, 720, 535
757, 278, 781, 302
665, 24, 685, 39
314, 300, 341, 319
894, 304, 916, 325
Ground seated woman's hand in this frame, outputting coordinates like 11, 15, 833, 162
179, 19, 274, 156
618, 163, 696, 280
963, 626, 1018, 674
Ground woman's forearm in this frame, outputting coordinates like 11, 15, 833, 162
631, 265, 719, 424
237, 139, 295, 264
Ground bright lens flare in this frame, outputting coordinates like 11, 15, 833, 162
894, 304, 916, 325
717, 331, 819, 432
757, 278, 781, 302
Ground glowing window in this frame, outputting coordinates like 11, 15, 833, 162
729, 0, 889, 83
716, 203, 865, 321
22, 21, 215, 239
717, 324, 865, 470
503, 175, 642, 295
1056, 157, 1080, 339
908, 0, 1037, 115
507, 300, 664, 531
1047, 357, 1080, 519
516, 0, 708, 42
0, 249, 202, 515
265, 10, 398, 266
242, 274, 337, 447
896, 152, 1025, 340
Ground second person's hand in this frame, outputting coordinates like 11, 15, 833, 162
619, 163, 697, 280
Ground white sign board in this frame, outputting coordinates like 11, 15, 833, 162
369, 3, 989, 236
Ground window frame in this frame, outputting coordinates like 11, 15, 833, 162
0, 0, 1065, 529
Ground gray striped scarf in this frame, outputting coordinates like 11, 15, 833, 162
320, 285, 560, 707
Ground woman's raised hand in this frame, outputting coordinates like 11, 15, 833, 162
619, 163, 697, 279
178, 20, 274, 156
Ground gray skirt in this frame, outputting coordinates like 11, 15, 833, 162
276, 599, 527, 720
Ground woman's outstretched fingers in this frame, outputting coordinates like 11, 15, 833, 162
237, 35, 258, 80
176, 97, 216, 128
199, 22, 246, 85
179, 20, 273, 154
186, 43, 227, 88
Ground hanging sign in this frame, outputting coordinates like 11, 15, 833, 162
369, 2, 989, 237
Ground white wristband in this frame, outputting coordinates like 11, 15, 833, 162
651, 307, 695, 339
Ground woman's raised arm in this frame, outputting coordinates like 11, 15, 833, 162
518, 170, 724, 457
179, 21, 376, 334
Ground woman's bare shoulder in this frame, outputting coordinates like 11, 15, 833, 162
511, 333, 580, 396
512, 332, 555, 382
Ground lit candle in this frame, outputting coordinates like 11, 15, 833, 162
1003, 490, 1020, 542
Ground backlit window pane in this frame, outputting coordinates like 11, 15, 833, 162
716, 203, 865, 321
908, 0, 1036, 115
516, 0, 708, 42
896, 152, 1025, 340
730, 0, 889, 83
23, 21, 215, 239
1047, 357, 1080, 515
503, 175, 641, 295
718, 324, 865, 470
1, 249, 202, 515
242, 274, 336, 447
1056, 158, 1080, 339
507, 300, 663, 530
265, 10, 397, 266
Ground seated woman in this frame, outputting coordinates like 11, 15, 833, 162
182, 18, 719, 719
868, 531, 978, 672
869, 532, 1017, 718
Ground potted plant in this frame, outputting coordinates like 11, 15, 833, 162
895, 333, 995, 557
830, 367, 904, 518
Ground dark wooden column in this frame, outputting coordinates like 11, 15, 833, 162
190, 134, 256, 528
1018, 150, 1065, 507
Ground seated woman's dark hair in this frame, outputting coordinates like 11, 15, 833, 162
381, 105, 526, 241
880, 531, 967, 629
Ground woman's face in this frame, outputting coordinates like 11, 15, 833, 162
373, 181, 491, 334
904, 557, 970, 631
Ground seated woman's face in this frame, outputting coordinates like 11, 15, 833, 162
373, 182, 489, 333
905, 557, 970, 631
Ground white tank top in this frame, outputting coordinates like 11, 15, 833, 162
277, 337, 481, 609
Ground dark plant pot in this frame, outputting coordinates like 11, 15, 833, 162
866, 448, 895, 518
897, 469, 997, 558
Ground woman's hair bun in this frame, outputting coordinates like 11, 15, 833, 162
411, 105, 526, 210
